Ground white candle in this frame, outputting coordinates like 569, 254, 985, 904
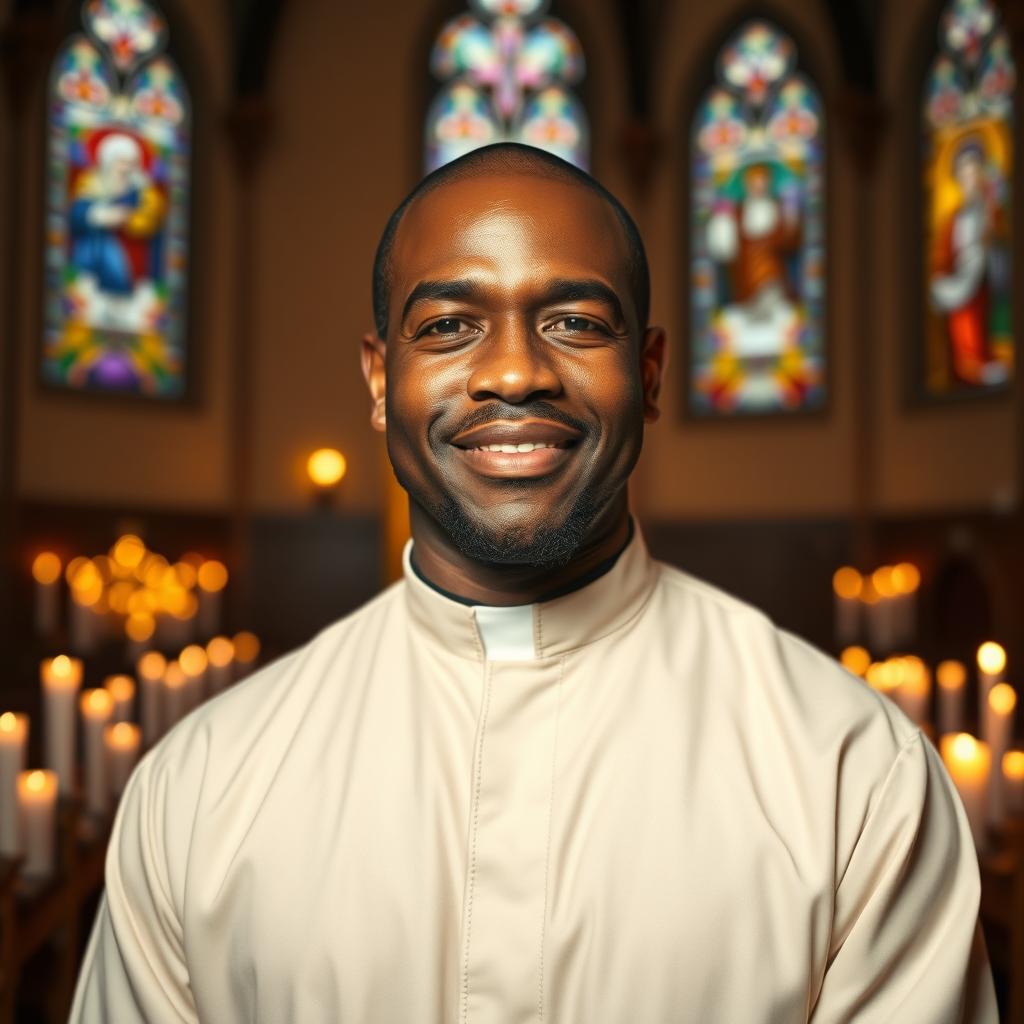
1004, 750, 1024, 818
41, 656, 83, 796
104, 722, 141, 800
162, 661, 188, 729
17, 770, 58, 878
891, 562, 921, 649
977, 641, 1007, 724
197, 560, 228, 638
983, 683, 1016, 826
179, 645, 208, 712
868, 567, 897, 655
936, 660, 967, 737
940, 733, 991, 850
233, 632, 260, 682
32, 553, 62, 638
104, 675, 136, 724
136, 651, 167, 747
206, 636, 234, 693
832, 567, 862, 647
80, 689, 113, 817
898, 657, 931, 727
0, 714, 28, 857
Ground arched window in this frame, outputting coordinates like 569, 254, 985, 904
425, 0, 588, 173
42, 0, 191, 399
920, 0, 1014, 399
688, 21, 826, 417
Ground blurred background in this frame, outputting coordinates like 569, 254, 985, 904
1, 0, 1024, 1019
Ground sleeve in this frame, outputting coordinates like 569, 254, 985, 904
810, 730, 999, 1023
69, 752, 199, 1023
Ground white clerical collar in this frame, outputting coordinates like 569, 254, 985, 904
471, 604, 536, 661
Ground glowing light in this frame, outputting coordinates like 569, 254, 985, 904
173, 561, 198, 589
26, 770, 46, 793
0, 713, 17, 733
937, 660, 967, 690
51, 655, 73, 679
951, 732, 979, 762
64, 555, 89, 585
989, 683, 1017, 716
179, 644, 208, 676
32, 552, 62, 585
107, 722, 141, 749
871, 566, 897, 599
977, 642, 1007, 677
206, 636, 234, 668
233, 631, 260, 664
163, 661, 186, 688
105, 675, 135, 702
1004, 750, 1024, 781
126, 612, 156, 642
840, 646, 871, 677
112, 534, 146, 569
81, 688, 113, 715
832, 567, 862, 600
137, 651, 167, 681
892, 562, 921, 594
307, 448, 347, 489
197, 560, 228, 593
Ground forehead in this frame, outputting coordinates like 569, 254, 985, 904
390, 172, 632, 298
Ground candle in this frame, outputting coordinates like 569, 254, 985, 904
41, 655, 83, 795
0, 713, 28, 857
31, 552, 62, 638
197, 560, 228, 638
104, 674, 136, 723
125, 611, 156, 665
206, 636, 234, 693
983, 683, 1016, 826
67, 559, 104, 655
869, 567, 898, 655
162, 661, 188, 729
891, 562, 921, 649
17, 770, 58, 878
233, 631, 260, 681
839, 646, 870, 678
977, 641, 1007, 724
1004, 750, 1024, 818
940, 733, 991, 850
898, 657, 931, 726
136, 651, 167, 747
104, 722, 141, 800
936, 660, 967, 737
832, 567, 862, 647
80, 689, 113, 817
179, 644, 208, 712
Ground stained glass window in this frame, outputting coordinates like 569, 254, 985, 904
689, 21, 826, 417
43, 0, 190, 399
921, 0, 1014, 398
425, 0, 588, 172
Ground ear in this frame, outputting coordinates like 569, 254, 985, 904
360, 332, 387, 433
639, 325, 667, 423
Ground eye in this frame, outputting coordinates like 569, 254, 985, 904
423, 317, 467, 337
550, 316, 603, 334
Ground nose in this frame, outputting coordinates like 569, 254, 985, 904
466, 322, 563, 405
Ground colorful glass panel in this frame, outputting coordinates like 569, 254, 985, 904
43, 0, 190, 399
426, 0, 587, 172
689, 21, 826, 416
921, 0, 1014, 397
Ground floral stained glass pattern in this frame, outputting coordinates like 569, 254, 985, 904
426, 0, 587, 172
43, 0, 190, 399
921, 0, 1014, 398
689, 21, 826, 417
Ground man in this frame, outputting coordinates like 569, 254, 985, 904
72, 144, 995, 1022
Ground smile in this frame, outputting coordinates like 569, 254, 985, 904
448, 418, 583, 479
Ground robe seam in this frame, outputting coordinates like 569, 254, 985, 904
461, 660, 495, 1023
537, 656, 566, 1022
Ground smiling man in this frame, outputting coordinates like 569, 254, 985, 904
72, 144, 996, 1023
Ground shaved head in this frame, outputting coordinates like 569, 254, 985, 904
372, 143, 649, 339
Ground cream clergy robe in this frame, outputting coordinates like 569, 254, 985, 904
71, 530, 997, 1023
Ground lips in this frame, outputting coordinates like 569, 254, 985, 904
449, 418, 582, 480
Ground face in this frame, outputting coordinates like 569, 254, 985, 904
955, 152, 983, 199
363, 172, 664, 567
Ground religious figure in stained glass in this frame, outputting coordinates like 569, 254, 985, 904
43, 0, 190, 399
922, 0, 1014, 397
689, 21, 826, 416
426, 0, 588, 172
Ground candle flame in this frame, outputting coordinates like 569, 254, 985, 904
179, 644, 208, 676
111, 534, 146, 570
840, 646, 871, 677
105, 722, 141, 748
32, 552, 62, 585
137, 651, 167, 681
977, 641, 1007, 676
0, 713, 17, 733
989, 683, 1017, 715
307, 448, 347, 489
832, 567, 862, 600
197, 560, 229, 594
206, 636, 234, 668
26, 770, 46, 792
105, 675, 135, 701
82, 689, 113, 715
951, 733, 979, 761
936, 660, 967, 690
891, 562, 921, 595
1004, 750, 1024, 781
233, 631, 260, 664
871, 566, 898, 599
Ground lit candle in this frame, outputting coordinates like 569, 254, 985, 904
79, 689, 113, 817
179, 644, 208, 712
67, 559, 104, 655
136, 651, 167, 747
41, 655, 83, 796
940, 733, 991, 850
839, 645, 871, 678
206, 636, 234, 693
936, 660, 967, 737
0, 713, 28, 857
1004, 750, 1024, 818
104, 722, 141, 800
832, 567, 862, 647
977, 641, 1007, 724
124, 610, 156, 665
898, 656, 931, 727
869, 567, 898, 655
233, 631, 260, 682
162, 660, 187, 729
31, 552, 62, 638
104, 675, 135, 724
197, 560, 228, 638
891, 562, 921, 649
17, 770, 58, 878
983, 683, 1016, 826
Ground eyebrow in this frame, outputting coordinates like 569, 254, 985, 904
401, 279, 482, 324
541, 278, 626, 325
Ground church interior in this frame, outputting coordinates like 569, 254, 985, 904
1, 0, 1024, 1018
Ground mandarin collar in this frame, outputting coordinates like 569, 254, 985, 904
402, 524, 658, 662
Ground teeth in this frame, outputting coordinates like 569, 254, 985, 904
475, 442, 559, 453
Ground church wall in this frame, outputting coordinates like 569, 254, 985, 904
872, 0, 1018, 514
633, 0, 858, 521
14, 0, 235, 509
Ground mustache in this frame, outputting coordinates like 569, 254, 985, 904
442, 401, 589, 443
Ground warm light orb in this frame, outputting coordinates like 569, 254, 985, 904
32, 552, 62, 585
126, 612, 156, 642
173, 561, 198, 590
105, 675, 135, 701
51, 655, 73, 679
26, 770, 46, 793
206, 636, 234, 668
832, 567, 862, 600
112, 534, 146, 569
871, 566, 897, 599
163, 661, 186, 688
108, 722, 140, 748
936, 660, 967, 690
989, 683, 1017, 716
307, 448, 347, 489
950, 732, 979, 762
892, 562, 921, 595
840, 646, 871, 677
0, 713, 17, 733
82, 688, 113, 715
1004, 750, 1024, 781
233, 631, 260, 664
179, 644, 208, 676
977, 641, 1007, 676
197, 560, 228, 593
137, 651, 167, 682
859, 579, 880, 606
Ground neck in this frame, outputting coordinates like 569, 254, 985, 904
408, 493, 631, 607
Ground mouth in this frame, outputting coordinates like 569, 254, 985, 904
449, 419, 582, 480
